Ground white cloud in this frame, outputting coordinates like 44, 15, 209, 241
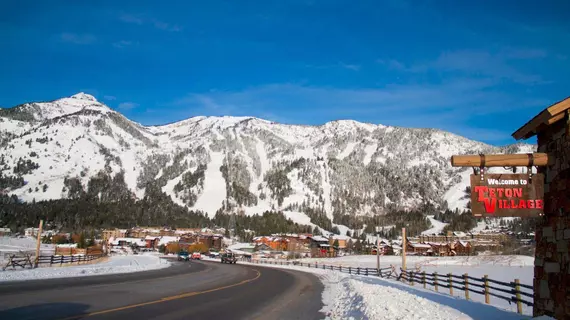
408, 48, 546, 84
119, 14, 143, 25
119, 14, 181, 32
59, 33, 96, 45
113, 40, 134, 48
118, 102, 139, 110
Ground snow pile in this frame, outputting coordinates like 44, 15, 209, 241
234, 260, 531, 319
0, 253, 170, 282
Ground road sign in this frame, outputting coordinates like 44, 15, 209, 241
470, 173, 544, 218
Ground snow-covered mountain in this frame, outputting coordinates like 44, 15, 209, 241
0, 93, 536, 227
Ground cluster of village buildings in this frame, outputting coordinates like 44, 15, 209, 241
2, 226, 532, 259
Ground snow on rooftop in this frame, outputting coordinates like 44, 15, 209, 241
310, 236, 329, 242
158, 236, 180, 246
228, 243, 255, 250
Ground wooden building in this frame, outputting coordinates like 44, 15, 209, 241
512, 96, 570, 319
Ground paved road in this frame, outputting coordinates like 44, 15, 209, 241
0, 258, 324, 320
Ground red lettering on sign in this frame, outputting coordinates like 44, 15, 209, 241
513, 188, 522, 198
483, 198, 496, 214
497, 188, 505, 197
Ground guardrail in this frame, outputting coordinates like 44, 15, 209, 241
242, 258, 532, 315
2, 253, 106, 271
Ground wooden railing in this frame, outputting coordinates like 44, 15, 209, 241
398, 268, 533, 314
243, 258, 396, 278
2, 253, 106, 271
241, 258, 532, 315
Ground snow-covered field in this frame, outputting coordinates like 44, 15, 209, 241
228, 258, 533, 319
0, 236, 55, 263
297, 254, 534, 314
226, 254, 535, 316
0, 253, 171, 282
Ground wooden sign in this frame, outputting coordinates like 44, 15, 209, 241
470, 173, 544, 217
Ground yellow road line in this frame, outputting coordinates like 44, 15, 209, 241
58, 268, 261, 320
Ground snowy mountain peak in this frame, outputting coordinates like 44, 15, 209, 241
70, 92, 98, 102
0, 93, 538, 230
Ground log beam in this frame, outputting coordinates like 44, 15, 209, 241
450, 153, 551, 167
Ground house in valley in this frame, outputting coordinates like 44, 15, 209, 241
453, 240, 472, 256
309, 235, 333, 257
406, 242, 431, 255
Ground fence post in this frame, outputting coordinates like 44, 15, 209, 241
365, 268, 368, 276
448, 273, 453, 295
349, 266, 352, 274
464, 273, 469, 300
60, 255, 64, 266
410, 271, 414, 286
515, 279, 522, 314
483, 275, 490, 304
50, 255, 54, 266
357, 267, 360, 275
422, 271, 426, 289
434, 272, 438, 292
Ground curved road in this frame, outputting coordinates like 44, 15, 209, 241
0, 258, 325, 320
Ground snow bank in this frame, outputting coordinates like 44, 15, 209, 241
0, 253, 171, 282
232, 259, 531, 319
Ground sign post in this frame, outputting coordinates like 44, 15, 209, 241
401, 227, 407, 271
450, 153, 547, 219
376, 236, 380, 275
34, 220, 44, 268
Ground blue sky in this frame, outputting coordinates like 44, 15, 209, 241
1, 0, 569, 145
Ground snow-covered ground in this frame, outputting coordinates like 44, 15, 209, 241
232, 254, 535, 316
0, 253, 171, 282
421, 215, 448, 235
0, 236, 55, 264
225, 258, 532, 319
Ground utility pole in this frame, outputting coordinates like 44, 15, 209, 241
376, 233, 380, 275
402, 227, 407, 271
34, 219, 44, 268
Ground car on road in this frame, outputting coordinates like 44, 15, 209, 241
208, 250, 220, 258
191, 252, 201, 260
178, 251, 190, 262
221, 252, 237, 264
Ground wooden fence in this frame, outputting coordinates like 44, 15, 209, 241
2, 253, 106, 271
398, 268, 533, 314
244, 258, 533, 315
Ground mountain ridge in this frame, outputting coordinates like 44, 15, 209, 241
0, 93, 536, 234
